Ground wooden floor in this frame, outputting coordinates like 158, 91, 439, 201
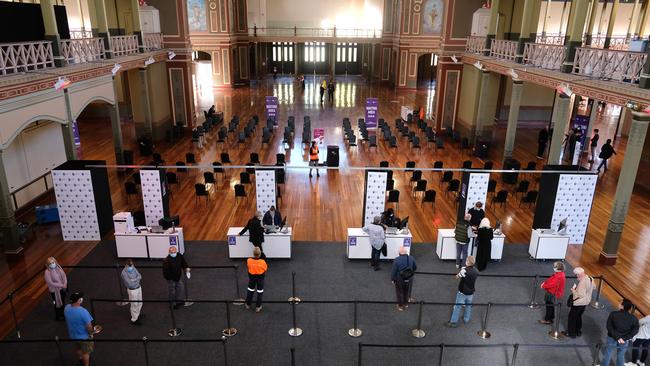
1, 75, 649, 338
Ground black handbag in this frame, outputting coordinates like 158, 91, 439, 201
566, 294, 574, 307
381, 243, 387, 256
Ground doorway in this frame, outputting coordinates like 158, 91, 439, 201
417, 53, 437, 88
335, 43, 361, 75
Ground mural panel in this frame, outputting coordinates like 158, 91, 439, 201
422, 0, 443, 35
187, 0, 207, 32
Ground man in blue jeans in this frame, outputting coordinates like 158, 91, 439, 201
598, 299, 639, 366
445, 256, 479, 327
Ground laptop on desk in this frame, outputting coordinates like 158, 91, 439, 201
386, 226, 399, 235
264, 225, 278, 234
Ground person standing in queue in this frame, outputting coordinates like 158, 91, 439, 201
309, 141, 320, 178
121, 259, 143, 325
263, 205, 282, 226
327, 78, 335, 102
454, 214, 472, 269
391, 246, 416, 311
565, 267, 593, 338
319, 79, 327, 103
445, 256, 479, 328
245, 247, 268, 312
537, 126, 549, 159
600, 299, 639, 366
362, 216, 386, 271
240, 211, 265, 249
64, 292, 97, 366
475, 218, 493, 271
44, 256, 68, 321
163, 246, 191, 309
538, 261, 565, 325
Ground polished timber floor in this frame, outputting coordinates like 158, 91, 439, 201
0, 75, 648, 340
1, 241, 616, 366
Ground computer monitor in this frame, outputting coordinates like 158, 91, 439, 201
159, 215, 180, 230
279, 216, 287, 231
558, 218, 568, 234
399, 216, 410, 230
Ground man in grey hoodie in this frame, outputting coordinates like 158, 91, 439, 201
362, 216, 386, 270
121, 259, 143, 325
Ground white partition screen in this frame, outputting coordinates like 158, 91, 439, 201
465, 173, 490, 212
255, 170, 277, 213
52, 170, 100, 241
551, 174, 598, 244
362, 171, 388, 227
140, 170, 164, 227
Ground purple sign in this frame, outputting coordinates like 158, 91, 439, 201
169, 236, 177, 246
265, 96, 278, 124
72, 120, 81, 146
403, 238, 411, 247
573, 115, 590, 145
228, 236, 236, 246
348, 237, 357, 246
365, 98, 378, 129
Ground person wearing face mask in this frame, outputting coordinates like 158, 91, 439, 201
44, 256, 68, 321
240, 211, 265, 249
64, 292, 96, 366
121, 259, 143, 325
163, 246, 191, 309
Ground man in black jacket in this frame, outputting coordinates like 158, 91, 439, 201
162, 246, 191, 309
600, 299, 639, 366
262, 206, 282, 226
240, 211, 265, 249
596, 139, 616, 173
445, 256, 479, 328
537, 127, 549, 159
390, 246, 417, 311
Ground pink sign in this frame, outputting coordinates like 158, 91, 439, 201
313, 128, 325, 143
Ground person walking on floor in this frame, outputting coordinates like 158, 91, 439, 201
475, 218, 493, 271
65, 292, 97, 366
597, 139, 617, 173
319, 79, 327, 103
598, 299, 639, 366
391, 246, 416, 311
454, 214, 472, 269
44, 256, 68, 321
628, 314, 650, 366
565, 267, 593, 338
121, 259, 143, 325
538, 261, 566, 325
309, 141, 320, 177
163, 246, 191, 309
589, 129, 600, 163
445, 256, 479, 328
239, 211, 265, 249
362, 216, 386, 270
245, 247, 268, 312
537, 126, 549, 159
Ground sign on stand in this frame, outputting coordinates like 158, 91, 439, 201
365, 98, 378, 129
265, 96, 278, 125
313, 128, 325, 144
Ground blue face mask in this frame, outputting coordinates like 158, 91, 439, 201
170, 253, 177, 258
48, 263, 56, 269
127, 266, 135, 272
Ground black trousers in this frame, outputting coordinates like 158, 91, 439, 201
245, 274, 265, 308
543, 293, 556, 322
567, 305, 586, 336
394, 280, 411, 307
371, 247, 381, 267
537, 142, 547, 157
632, 338, 650, 363
50, 289, 67, 320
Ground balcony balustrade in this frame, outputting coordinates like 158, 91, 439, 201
60, 38, 106, 64
572, 47, 646, 84
0, 41, 54, 75
466, 36, 486, 54
490, 39, 518, 61
109, 35, 139, 57
522, 43, 567, 70
143, 33, 164, 51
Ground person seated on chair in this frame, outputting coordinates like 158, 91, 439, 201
263, 206, 282, 226
381, 208, 396, 227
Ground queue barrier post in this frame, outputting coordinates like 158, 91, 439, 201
528, 275, 540, 309
592, 342, 602, 366
142, 336, 149, 366
232, 266, 244, 305
222, 336, 229, 366
168, 301, 182, 337
590, 276, 605, 310
511, 344, 519, 366
115, 265, 128, 306
290, 347, 296, 366
411, 301, 426, 338
288, 297, 303, 337
348, 300, 363, 337
548, 303, 564, 340
477, 302, 492, 339
183, 274, 194, 307
8, 292, 21, 339
287, 271, 301, 303
438, 344, 445, 365
222, 301, 238, 337
55, 336, 64, 366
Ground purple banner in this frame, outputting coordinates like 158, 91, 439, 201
72, 120, 81, 146
573, 115, 590, 145
365, 98, 378, 129
265, 96, 278, 124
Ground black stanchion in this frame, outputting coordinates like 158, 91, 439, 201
549, 303, 564, 340
348, 300, 362, 337
183, 275, 194, 307
357, 343, 363, 366
232, 266, 244, 305
591, 342, 602, 366
167, 301, 182, 337
290, 347, 296, 366
287, 271, 301, 303
222, 302, 237, 337
142, 336, 149, 366
288, 297, 303, 337
8, 292, 20, 338
477, 303, 492, 339
54, 336, 64, 366
222, 336, 229, 366
411, 301, 425, 338
590, 277, 605, 309
528, 275, 540, 309
115, 265, 128, 306
438, 344, 445, 365
511, 344, 519, 366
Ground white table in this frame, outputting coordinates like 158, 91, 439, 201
115, 228, 185, 259
227, 227, 292, 258
437, 228, 506, 261
528, 229, 570, 260
346, 228, 413, 260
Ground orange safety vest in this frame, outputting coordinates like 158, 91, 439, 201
309, 146, 319, 161
247, 258, 267, 275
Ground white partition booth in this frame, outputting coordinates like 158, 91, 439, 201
227, 227, 292, 258
347, 228, 412, 259
528, 229, 570, 260
114, 212, 185, 259
436, 229, 506, 261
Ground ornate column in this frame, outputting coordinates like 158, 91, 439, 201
40, 0, 63, 67
139, 68, 153, 138
110, 76, 125, 165
94, 0, 112, 58
635, 0, 649, 38
603, 0, 620, 49
547, 93, 571, 164
0, 150, 21, 254
486, 0, 501, 54
599, 112, 650, 265
584, 0, 600, 45
62, 89, 79, 160
516, 0, 538, 63
474, 70, 492, 144
584, 98, 600, 150
561, 0, 589, 73
503, 80, 523, 160
130, 0, 143, 50
87, 0, 99, 37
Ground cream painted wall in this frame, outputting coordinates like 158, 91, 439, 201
0, 93, 67, 149
247, 0, 267, 28
147, 62, 171, 124
127, 69, 145, 123
265, 0, 383, 30
457, 64, 481, 125
65, 0, 93, 31
503, 81, 555, 107
537, 1, 648, 36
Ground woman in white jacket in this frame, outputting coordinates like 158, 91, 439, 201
630, 315, 650, 366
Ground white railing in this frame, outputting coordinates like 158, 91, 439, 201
587, 35, 630, 50
466, 36, 486, 54
490, 39, 518, 61
535, 33, 565, 45
522, 43, 567, 70
60, 38, 105, 64
248, 27, 382, 38
0, 41, 54, 76
109, 35, 139, 57
69, 29, 94, 39
572, 47, 646, 84
143, 33, 164, 51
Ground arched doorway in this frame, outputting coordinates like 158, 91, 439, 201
192, 51, 213, 107
417, 53, 437, 89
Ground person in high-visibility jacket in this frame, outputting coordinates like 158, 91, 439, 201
309, 141, 320, 178
245, 247, 268, 312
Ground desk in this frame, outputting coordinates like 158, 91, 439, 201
346, 228, 412, 260
115, 228, 185, 259
528, 229, 569, 260
437, 229, 506, 261
227, 227, 292, 258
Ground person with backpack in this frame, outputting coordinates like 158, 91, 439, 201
391, 246, 417, 311
596, 139, 616, 173
445, 256, 479, 328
